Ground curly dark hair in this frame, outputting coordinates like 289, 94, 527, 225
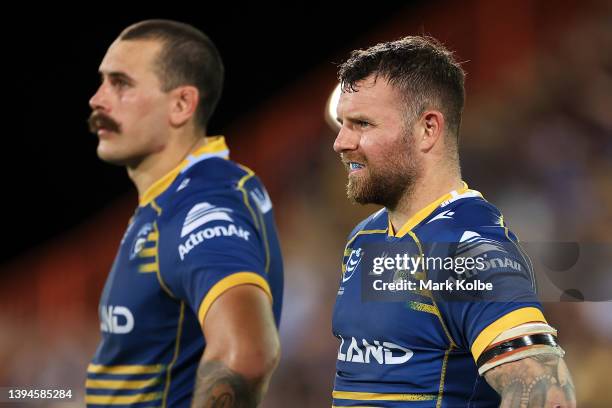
338, 36, 465, 139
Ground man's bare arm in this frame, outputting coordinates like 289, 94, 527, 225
192, 360, 255, 407
484, 354, 576, 408
191, 284, 280, 407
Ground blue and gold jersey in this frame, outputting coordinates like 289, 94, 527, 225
332, 183, 545, 407
87, 137, 283, 407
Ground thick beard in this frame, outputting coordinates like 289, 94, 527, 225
346, 142, 419, 210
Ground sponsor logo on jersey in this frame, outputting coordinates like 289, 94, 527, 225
457, 231, 507, 255
479, 255, 522, 272
455, 231, 522, 273
181, 202, 234, 237
179, 224, 251, 260
100, 305, 134, 334
130, 223, 153, 260
342, 248, 363, 283
337, 336, 414, 365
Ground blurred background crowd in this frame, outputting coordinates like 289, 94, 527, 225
1, 1, 610, 406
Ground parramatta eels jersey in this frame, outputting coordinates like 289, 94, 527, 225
332, 183, 546, 407
87, 137, 283, 407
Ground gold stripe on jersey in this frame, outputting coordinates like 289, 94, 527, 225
389, 182, 471, 238
198, 272, 272, 325
86, 377, 161, 389
346, 229, 388, 249
236, 165, 261, 231
139, 247, 157, 258
408, 230, 458, 348
151, 199, 162, 216
139, 231, 160, 273
162, 301, 185, 408
256, 203, 270, 273
85, 392, 162, 405
139, 136, 229, 207
436, 345, 454, 408
407, 301, 439, 316
236, 165, 272, 273
152, 222, 176, 298
139, 263, 158, 273
87, 364, 164, 375
332, 390, 436, 401
471, 307, 547, 362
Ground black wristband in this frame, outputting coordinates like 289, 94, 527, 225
477, 333, 559, 369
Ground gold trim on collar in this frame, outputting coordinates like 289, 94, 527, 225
388, 182, 471, 238
139, 136, 229, 207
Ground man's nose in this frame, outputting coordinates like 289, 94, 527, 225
333, 126, 359, 153
89, 83, 110, 112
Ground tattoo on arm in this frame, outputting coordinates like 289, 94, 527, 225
191, 360, 257, 408
484, 354, 576, 408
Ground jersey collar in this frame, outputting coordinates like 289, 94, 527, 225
139, 136, 229, 207
388, 181, 479, 238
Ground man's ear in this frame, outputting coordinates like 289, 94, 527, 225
169, 85, 200, 127
416, 110, 445, 153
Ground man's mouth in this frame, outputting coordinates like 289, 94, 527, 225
88, 112, 121, 135
96, 128, 111, 137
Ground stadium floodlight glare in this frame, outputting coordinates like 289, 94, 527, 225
325, 83, 342, 132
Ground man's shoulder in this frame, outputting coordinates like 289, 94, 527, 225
157, 159, 268, 225
423, 195, 530, 271
448, 196, 503, 229
153, 160, 268, 263
346, 208, 388, 241
184, 157, 257, 190
450, 198, 527, 264
423, 195, 508, 241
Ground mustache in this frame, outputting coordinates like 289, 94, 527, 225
88, 111, 121, 134
340, 153, 366, 166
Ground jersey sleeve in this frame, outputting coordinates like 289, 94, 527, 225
158, 190, 272, 325
429, 226, 547, 364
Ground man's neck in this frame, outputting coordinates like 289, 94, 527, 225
388, 167, 462, 233
128, 133, 207, 201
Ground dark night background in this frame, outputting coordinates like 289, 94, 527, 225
2, 4, 610, 405
4, 5, 412, 265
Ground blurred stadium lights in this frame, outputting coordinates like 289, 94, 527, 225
325, 83, 342, 133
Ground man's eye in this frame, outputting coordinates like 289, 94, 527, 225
357, 120, 370, 128
111, 78, 129, 88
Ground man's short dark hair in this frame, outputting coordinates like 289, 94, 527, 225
120, 19, 224, 130
338, 36, 465, 139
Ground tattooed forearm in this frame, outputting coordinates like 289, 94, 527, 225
484, 354, 576, 408
191, 360, 257, 408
